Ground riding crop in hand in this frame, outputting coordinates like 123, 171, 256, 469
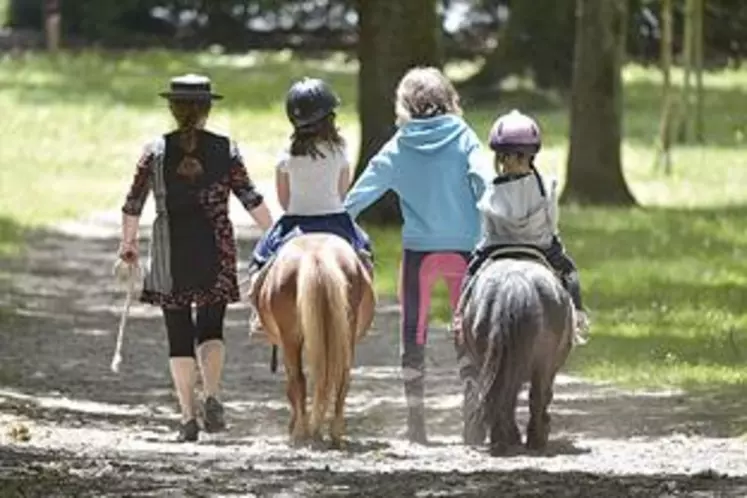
110, 257, 142, 373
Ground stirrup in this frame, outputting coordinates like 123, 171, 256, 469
249, 304, 264, 334
451, 314, 465, 346
247, 271, 260, 295
250, 315, 264, 333
357, 248, 374, 265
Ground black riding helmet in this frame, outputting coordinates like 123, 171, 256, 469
285, 77, 340, 129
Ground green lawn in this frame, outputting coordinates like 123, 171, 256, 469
1, 49, 746, 392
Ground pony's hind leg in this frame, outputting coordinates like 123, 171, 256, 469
487, 381, 522, 456
461, 376, 487, 446
329, 367, 351, 449
308, 377, 329, 445
283, 340, 308, 446
488, 403, 522, 456
457, 341, 485, 446
526, 369, 554, 451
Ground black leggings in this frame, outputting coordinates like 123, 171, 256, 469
162, 303, 227, 358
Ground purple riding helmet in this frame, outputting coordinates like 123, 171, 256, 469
488, 109, 542, 155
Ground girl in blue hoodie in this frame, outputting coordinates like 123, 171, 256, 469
344, 67, 492, 444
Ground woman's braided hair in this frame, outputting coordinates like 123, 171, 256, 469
169, 99, 212, 181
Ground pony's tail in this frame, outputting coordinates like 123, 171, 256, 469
297, 250, 351, 428
478, 289, 540, 417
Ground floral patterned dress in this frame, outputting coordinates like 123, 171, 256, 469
122, 130, 264, 309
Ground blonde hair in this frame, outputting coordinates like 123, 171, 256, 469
394, 67, 462, 126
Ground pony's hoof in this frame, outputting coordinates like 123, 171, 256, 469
463, 430, 486, 447
308, 433, 326, 450
489, 443, 522, 457
329, 437, 347, 451
525, 437, 548, 452
290, 433, 310, 448
462, 416, 486, 447
526, 424, 549, 452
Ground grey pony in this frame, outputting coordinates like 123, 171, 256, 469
455, 253, 575, 455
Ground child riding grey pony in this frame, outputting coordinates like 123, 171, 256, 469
456, 109, 589, 337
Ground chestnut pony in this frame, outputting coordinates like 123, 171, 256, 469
252, 233, 375, 447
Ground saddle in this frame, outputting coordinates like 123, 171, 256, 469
482, 246, 557, 276
247, 232, 373, 308
457, 245, 559, 323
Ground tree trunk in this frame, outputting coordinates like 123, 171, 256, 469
43, 0, 61, 52
694, 0, 705, 143
204, 0, 243, 50
656, 0, 674, 175
678, 0, 695, 143
466, 0, 576, 92
355, 0, 441, 225
561, 0, 636, 205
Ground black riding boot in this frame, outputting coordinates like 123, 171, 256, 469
562, 270, 584, 311
402, 344, 427, 444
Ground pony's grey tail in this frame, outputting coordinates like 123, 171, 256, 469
476, 274, 544, 421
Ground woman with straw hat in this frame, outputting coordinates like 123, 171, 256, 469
118, 74, 273, 442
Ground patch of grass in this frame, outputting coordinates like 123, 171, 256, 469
0, 216, 23, 256
561, 206, 747, 389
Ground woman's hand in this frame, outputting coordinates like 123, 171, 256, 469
120, 214, 140, 263
118, 240, 139, 264
249, 203, 274, 231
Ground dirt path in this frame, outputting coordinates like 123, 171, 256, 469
1, 200, 746, 497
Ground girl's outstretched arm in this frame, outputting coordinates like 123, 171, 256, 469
343, 152, 396, 219
465, 130, 493, 201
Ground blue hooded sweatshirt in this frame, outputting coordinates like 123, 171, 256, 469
344, 114, 491, 252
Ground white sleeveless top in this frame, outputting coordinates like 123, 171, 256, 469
476, 171, 559, 250
277, 142, 349, 215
